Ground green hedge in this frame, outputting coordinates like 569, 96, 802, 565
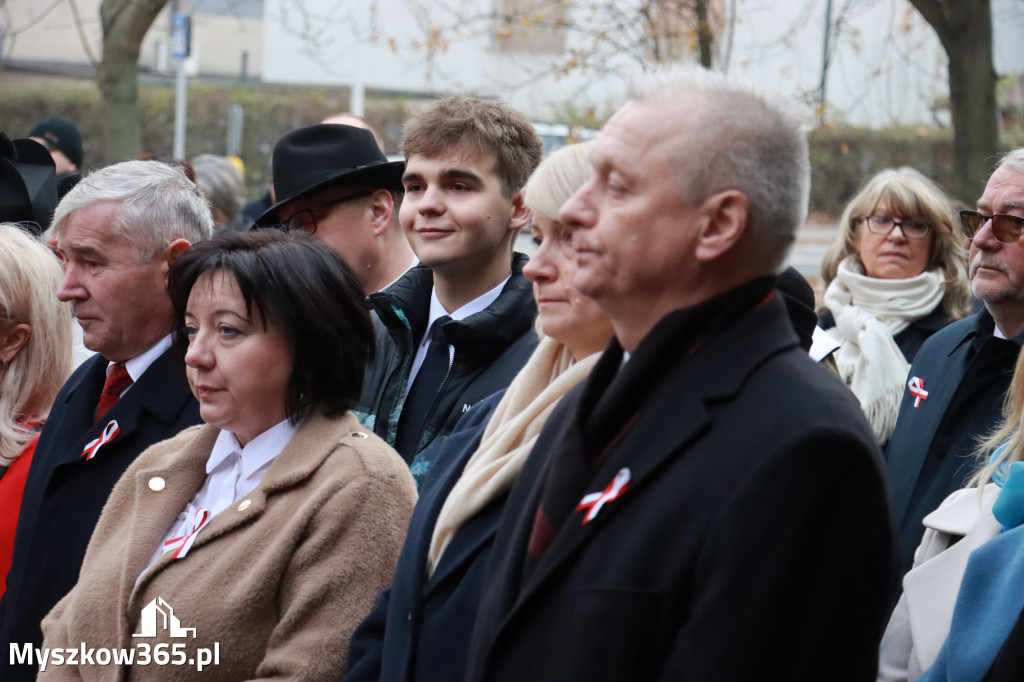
3, 74, 1021, 212
1, 76, 408, 198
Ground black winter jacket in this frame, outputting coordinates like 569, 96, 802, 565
354, 254, 537, 484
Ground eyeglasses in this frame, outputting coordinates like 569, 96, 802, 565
960, 209, 1024, 244
862, 215, 931, 240
283, 191, 373, 234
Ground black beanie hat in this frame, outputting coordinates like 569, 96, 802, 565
29, 116, 83, 169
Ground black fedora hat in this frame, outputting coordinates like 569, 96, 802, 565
0, 134, 58, 236
256, 124, 404, 227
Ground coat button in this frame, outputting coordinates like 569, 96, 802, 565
148, 477, 166, 491
237, 499, 251, 511
351, 432, 368, 439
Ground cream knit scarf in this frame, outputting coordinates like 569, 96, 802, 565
823, 257, 945, 444
427, 335, 600, 576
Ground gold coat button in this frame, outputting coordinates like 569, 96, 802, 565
237, 499, 252, 511
148, 477, 166, 491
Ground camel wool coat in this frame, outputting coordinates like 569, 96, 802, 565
39, 411, 417, 681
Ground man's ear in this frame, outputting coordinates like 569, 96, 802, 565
369, 189, 394, 237
0, 323, 32, 364
160, 239, 193, 277
508, 191, 531, 232
694, 190, 748, 263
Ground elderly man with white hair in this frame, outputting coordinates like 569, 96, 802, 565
464, 66, 898, 682
886, 147, 1024, 576
0, 161, 212, 677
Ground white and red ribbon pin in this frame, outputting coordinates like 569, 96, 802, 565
908, 376, 929, 408
163, 507, 211, 559
577, 468, 631, 525
82, 420, 119, 461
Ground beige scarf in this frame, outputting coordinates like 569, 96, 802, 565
823, 257, 945, 444
427, 335, 600, 576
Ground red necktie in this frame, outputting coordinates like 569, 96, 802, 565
94, 363, 133, 422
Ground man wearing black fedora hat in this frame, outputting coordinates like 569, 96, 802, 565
0, 134, 58, 236
256, 124, 416, 294
354, 96, 543, 480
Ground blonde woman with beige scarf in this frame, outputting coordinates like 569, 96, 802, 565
820, 167, 970, 444
344, 141, 614, 682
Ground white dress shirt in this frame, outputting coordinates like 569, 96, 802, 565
104, 334, 174, 399
144, 418, 299, 571
406, 276, 511, 391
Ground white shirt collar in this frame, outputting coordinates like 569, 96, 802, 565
810, 326, 842, 362
114, 333, 174, 383
424, 276, 510, 346
206, 418, 299, 479
994, 325, 1008, 340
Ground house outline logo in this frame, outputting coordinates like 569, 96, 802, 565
132, 597, 196, 638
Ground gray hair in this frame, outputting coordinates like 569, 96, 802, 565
627, 66, 810, 270
50, 160, 214, 261
191, 154, 247, 228
0, 224, 72, 459
523, 141, 594, 221
997, 147, 1024, 175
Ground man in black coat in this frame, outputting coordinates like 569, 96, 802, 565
464, 67, 899, 681
886, 148, 1024, 574
0, 160, 211, 679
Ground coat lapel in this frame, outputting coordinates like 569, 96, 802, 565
128, 412, 363, 606
904, 485, 1002, 668
426, 494, 505, 590
127, 425, 217, 609
57, 348, 195, 466
52, 356, 110, 463
510, 297, 799, 615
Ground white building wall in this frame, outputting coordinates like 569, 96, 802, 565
262, 0, 1023, 128
261, 0, 638, 121
1, 0, 261, 78
723, 0, 949, 128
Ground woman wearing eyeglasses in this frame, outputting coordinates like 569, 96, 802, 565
820, 167, 971, 444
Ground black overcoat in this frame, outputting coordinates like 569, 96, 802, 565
0, 348, 200, 679
885, 310, 1024, 573
345, 392, 502, 682
466, 294, 899, 682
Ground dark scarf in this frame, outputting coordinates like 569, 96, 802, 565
522, 276, 778, 586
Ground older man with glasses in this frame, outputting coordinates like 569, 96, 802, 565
886, 147, 1024, 575
256, 124, 417, 294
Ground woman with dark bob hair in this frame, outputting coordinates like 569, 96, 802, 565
40, 229, 417, 681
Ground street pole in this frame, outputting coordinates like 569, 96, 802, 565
172, 13, 191, 159
819, 0, 833, 125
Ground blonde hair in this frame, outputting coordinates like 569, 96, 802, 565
523, 141, 594, 221
821, 167, 971, 320
0, 225, 73, 459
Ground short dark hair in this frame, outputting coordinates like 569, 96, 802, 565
168, 229, 373, 420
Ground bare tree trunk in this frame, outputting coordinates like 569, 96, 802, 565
695, 0, 713, 68
97, 0, 168, 162
909, 0, 999, 203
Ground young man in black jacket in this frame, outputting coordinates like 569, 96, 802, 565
355, 97, 543, 482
